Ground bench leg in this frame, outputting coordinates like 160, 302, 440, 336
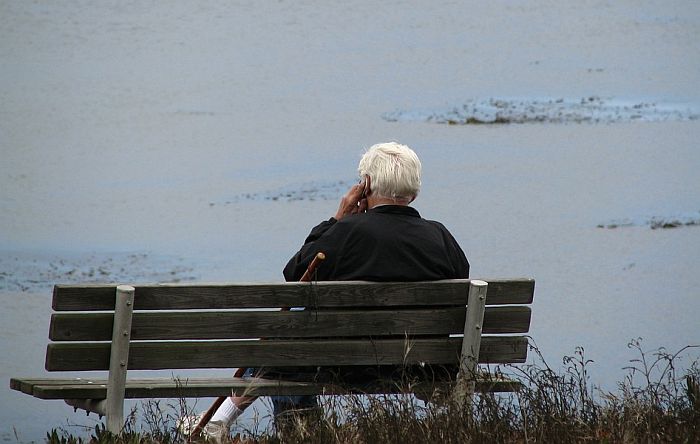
455, 280, 488, 407
105, 285, 135, 433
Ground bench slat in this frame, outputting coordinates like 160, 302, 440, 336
12, 376, 521, 399
10, 377, 37, 395
52, 279, 535, 311
49, 306, 532, 341
46, 336, 528, 371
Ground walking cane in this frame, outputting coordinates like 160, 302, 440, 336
188, 252, 326, 441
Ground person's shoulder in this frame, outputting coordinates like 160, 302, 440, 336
424, 218, 461, 239
424, 217, 449, 230
327, 213, 369, 232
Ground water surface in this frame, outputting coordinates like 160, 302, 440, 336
2, 1, 699, 441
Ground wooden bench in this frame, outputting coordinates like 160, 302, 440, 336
10, 278, 535, 433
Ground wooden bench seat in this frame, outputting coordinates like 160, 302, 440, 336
10, 278, 535, 433
12, 375, 522, 400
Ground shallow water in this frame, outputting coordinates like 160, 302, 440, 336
2, 1, 699, 441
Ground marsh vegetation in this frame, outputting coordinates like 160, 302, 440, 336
45, 341, 699, 444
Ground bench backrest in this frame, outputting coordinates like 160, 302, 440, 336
47, 279, 534, 372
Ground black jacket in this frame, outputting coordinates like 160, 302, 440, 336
284, 205, 469, 281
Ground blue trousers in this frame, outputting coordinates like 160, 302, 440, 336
241, 367, 318, 416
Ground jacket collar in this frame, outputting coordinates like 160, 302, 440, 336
368, 205, 420, 217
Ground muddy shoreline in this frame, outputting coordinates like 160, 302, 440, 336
383, 97, 700, 125
0, 251, 196, 292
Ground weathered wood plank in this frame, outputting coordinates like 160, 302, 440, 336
52, 279, 535, 311
10, 377, 38, 395
49, 306, 532, 341
14, 376, 521, 399
45, 336, 528, 371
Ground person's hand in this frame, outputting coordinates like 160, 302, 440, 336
334, 182, 368, 220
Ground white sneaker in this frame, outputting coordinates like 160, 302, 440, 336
177, 413, 230, 443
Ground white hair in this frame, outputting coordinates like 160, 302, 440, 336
358, 142, 421, 201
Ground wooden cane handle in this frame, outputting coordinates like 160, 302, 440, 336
300, 252, 326, 282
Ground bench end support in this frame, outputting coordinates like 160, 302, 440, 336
104, 285, 135, 434
455, 279, 488, 406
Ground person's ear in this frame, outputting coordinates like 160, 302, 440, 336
364, 175, 372, 196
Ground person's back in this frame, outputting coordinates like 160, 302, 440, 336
285, 204, 468, 281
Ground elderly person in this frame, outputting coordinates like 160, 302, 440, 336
272, 141, 470, 426
193, 142, 470, 439
284, 141, 469, 281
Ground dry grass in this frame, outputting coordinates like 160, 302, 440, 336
47, 340, 700, 444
